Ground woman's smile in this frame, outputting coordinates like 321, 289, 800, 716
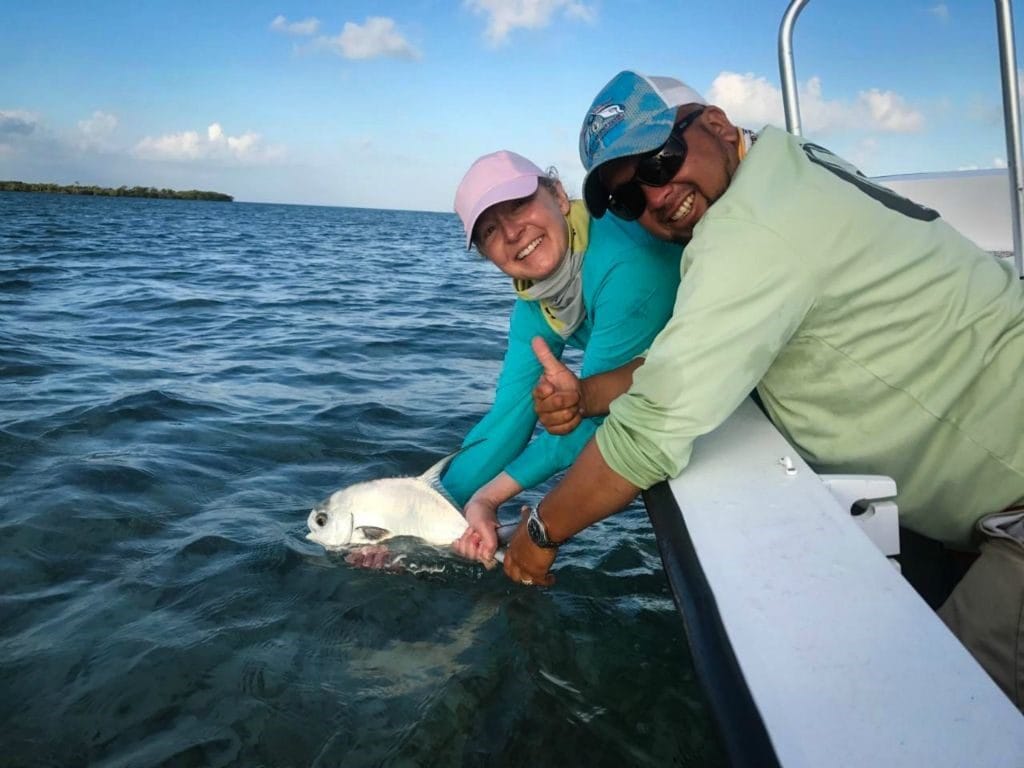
475, 182, 571, 281
516, 236, 544, 261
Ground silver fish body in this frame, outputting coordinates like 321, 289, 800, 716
307, 473, 468, 548
307, 447, 517, 559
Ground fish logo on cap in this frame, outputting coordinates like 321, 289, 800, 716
581, 103, 624, 166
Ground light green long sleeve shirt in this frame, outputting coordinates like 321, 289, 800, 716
598, 126, 1024, 547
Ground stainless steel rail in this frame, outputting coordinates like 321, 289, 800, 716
778, 0, 811, 137
995, 0, 1024, 276
778, 0, 1024, 277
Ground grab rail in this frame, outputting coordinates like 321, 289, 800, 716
778, 0, 1024, 278
778, 0, 810, 137
995, 0, 1024, 277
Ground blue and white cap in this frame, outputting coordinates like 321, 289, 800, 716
579, 71, 706, 217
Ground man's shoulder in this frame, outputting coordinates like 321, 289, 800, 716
713, 125, 834, 221
745, 126, 865, 183
741, 125, 807, 170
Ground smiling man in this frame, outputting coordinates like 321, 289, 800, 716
500, 70, 1024, 708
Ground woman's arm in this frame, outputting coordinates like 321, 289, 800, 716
441, 299, 564, 506
451, 471, 522, 561
504, 235, 681, 485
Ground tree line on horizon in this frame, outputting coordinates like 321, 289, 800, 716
0, 181, 233, 202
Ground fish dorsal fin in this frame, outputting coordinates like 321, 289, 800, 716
418, 438, 486, 503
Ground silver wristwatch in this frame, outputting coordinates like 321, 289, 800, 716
527, 506, 563, 549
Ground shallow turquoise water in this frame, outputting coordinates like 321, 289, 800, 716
0, 192, 724, 766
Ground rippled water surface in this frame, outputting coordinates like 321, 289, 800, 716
0, 192, 724, 767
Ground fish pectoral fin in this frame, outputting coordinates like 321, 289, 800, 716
354, 526, 390, 542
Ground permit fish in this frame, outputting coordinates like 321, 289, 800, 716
306, 448, 515, 559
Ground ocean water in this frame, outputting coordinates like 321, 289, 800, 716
0, 192, 725, 767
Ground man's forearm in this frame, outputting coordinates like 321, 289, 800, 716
538, 438, 640, 544
581, 357, 644, 417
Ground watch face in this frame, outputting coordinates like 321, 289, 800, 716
527, 515, 545, 545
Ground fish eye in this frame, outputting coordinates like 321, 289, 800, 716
315, 512, 328, 527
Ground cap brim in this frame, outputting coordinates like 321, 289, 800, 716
583, 169, 609, 218
463, 175, 540, 249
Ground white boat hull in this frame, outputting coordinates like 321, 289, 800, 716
644, 398, 1024, 767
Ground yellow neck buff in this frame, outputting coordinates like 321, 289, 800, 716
513, 199, 591, 337
737, 127, 756, 162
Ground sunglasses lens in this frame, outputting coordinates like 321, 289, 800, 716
603, 109, 703, 221
607, 182, 646, 221
636, 138, 685, 186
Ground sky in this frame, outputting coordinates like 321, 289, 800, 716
1, 1, 1021, 211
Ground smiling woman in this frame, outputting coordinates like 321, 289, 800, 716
438, 149, 684, 565
472, 173, 571, 282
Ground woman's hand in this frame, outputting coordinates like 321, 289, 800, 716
452, 495, 500, 563
531, 336, 585, 435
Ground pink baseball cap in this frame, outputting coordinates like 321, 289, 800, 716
454, 150, 545, 249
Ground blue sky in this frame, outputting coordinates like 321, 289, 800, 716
0, 1, 1019, 210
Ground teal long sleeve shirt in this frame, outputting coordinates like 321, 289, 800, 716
442, 213, 681, 507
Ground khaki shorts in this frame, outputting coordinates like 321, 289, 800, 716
938, 509, 1024, 709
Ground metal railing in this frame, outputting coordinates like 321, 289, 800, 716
778, 0, 810, 137
778, 0, 1024, 278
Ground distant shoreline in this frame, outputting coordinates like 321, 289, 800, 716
0, 181, 233, 202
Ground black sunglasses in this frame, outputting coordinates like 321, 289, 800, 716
605, 107, 706, 221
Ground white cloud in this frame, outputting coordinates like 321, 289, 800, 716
78, 110, 117, 137
0, 109, 40, 138
136, 130, 203, 160
799, 76, 860, 133
929, 4, 950, 22
134, 122, 283, 163
707, 72, 847, 131
707, 71, 924, 135
315, 17, 420, 60
0, 109, 42, 156
858, 89, 924, 132
76, 110, 118, 150
705, 71, 784, 127
270, 15, 320, 35
464, 0, 595, 46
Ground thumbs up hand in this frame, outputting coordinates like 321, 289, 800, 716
531, 336, 585, 435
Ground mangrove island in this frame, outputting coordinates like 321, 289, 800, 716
0, 181, 233, 202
